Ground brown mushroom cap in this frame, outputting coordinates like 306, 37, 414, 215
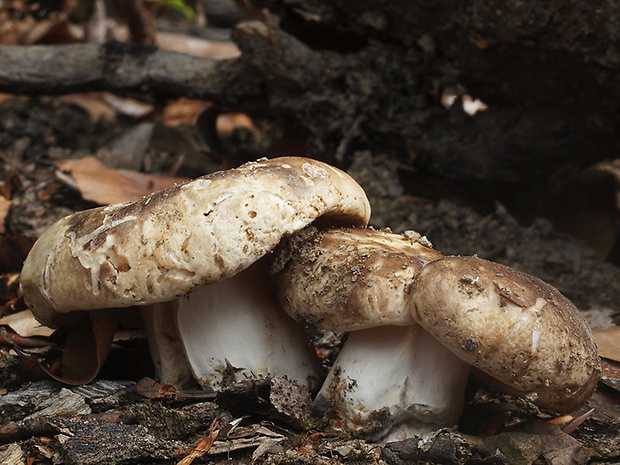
274, 227, 470, 441
409, 255, 601, 413
275, 227, 442, 331
21, 157, 370, 326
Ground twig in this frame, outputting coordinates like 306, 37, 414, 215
177, 418, 221, 465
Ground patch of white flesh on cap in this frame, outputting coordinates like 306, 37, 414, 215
41, 249, 56, 302
315, 325, 471, 442
66, 213, 138, 294
504, 298, 545, 353
183, 178, 212, 190
176, 264, 320, 391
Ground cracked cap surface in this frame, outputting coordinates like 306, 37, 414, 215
20, 157, 371, 326
274, 227, 442, 331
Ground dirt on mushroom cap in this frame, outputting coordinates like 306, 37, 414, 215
409, 255, 601, 413
274, 227, 443, 331
20, 157, 371, 327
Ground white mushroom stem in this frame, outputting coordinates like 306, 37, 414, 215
315, 325, 471, 442
176, 262, 322, 392
141, 302, 195, 387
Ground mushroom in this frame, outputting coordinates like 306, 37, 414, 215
20, 156, 371, 391
273, 228, 600, 441
408, 255, 601, 413
273, 227, 471, 441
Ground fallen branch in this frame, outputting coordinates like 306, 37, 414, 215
0, 41, 252, 102
0, 411, 137, 445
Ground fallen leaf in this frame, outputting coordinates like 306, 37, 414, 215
217, 112, 256, 137
0, 325, 52, 348
135, 377, 161, 397
161, 99, 214, 126
57, 156, 187, 205
101, 93, 155, 119
548, 415, 574, 425
559, 409, 594, 434
0, 196, 10, 234
593, 327, 620, 362
22, 17, 83, 44
1, 170, 23, 200
0, 310, 54, 338
117, 166, 186, 192
59, 93, 118, 122
177, 418, 221, 465
16, 309, 120, 385
54, 309, 119, 385
251, 437, 285, 462
0, 275, 21, 303
156, 31, 240, 59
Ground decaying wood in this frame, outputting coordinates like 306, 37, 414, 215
0, 41, 250, 101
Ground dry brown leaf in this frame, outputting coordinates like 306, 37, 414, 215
0, 324, 52, 348
0, 310, 54, 338
59, 93, 118, 122
157, 31, 240, 59
36, 309, 120, 385
0, 196, 10, 234
0, 93, 22, 104
0, 10, 37, 45
57, 156, 188, 205
1, 170, 24, 200
217, 112, 256, 136
177, 419, 221, 465
0, 11, 20, 44
22, 18, 83, 44
161, 99, 214, 126
0, 273, 20, 295
593, 327, 620, 362
101, 93, 155, 119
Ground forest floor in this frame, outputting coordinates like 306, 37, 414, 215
0, 2, 620, 463
0, 95, 619, 464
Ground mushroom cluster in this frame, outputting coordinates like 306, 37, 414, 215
20, 156, 371, 390
273, 228, 600, 440
20, 156, 600, 443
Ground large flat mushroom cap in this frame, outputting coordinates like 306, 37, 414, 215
275, 227, 442, 331
409, 255, 601, 413
21, 157, 370, 326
